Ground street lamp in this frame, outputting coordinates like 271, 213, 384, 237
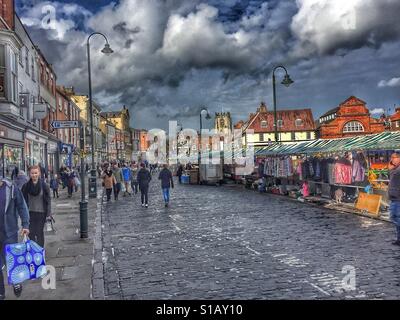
272, 65, 294, 143
199, 107, 211, 168
87, 32, 113, 198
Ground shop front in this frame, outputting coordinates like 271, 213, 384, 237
59, 143, 75, 168
47, 140, 59, 174
0, 121, 24, 179
25, 131, 47, 169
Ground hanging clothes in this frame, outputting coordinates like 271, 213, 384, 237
333, 158, 353, 184
352, 152, 367, 182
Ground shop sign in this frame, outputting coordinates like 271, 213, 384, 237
19, 93, 30, 109
48, 142, 58, 153
33, 103, 48, 120
0, 125, 23, 141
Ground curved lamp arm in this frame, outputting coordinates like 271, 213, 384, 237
87, 32, 110, 45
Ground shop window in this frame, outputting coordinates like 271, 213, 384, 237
4, 145, 23, 180
343, 121, 364, 133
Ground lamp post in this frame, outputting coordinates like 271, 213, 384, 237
199, 108, 211, 167
87, 32, 113, 198
272, 65, 294, 143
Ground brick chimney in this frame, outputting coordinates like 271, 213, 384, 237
0, 0, 15, 30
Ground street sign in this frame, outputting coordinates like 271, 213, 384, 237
51, 120, 79, 129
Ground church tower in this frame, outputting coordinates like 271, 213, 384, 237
215, 112, 232, 135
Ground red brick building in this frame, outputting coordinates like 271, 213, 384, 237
317, 96, 386, 139
235, 102, 316, 147
0, 0, 14, 30
389, 107, 400, 131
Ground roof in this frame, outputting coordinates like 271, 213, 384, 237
255, 131, 400, 156
246, 108, 315, 132
319, 107, 339, 119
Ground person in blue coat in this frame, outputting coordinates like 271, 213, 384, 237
0, 178, 30, 300
121, 164, 132, 196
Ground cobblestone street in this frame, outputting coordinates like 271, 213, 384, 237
98, 178, 400, 300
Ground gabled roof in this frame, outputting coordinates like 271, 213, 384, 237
236, 103, 315, 133
340, 96, 367, 106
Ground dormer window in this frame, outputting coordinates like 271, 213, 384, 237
277, 120, 283, 128
295, 119, 303, 127
261, 120, 267, 128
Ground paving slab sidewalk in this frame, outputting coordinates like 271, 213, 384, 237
3, 183, 102, 300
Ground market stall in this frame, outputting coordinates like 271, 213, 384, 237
255, 132, 400, 217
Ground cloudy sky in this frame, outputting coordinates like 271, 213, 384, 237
16, 0, 400, 130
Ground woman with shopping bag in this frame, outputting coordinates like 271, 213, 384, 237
21, 165, 52, 248
0, 177, 30, 300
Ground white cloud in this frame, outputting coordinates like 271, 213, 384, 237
291, 0, 400, 58
370, 108, 385, 115
378, 77, 400, 88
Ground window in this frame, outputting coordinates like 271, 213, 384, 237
396, 121, 400, 128
10, 52, 17, 103
343, 121, 364, 133
58, 96, 62, 111
291, 132, 296, 140
19, 83, 23, 117
64, 101, 68, 115
277, 120, 283, 128
0, 45, 6, 99
261, 120, 267, 128
19, 48, 23, 66
31, 56, 35, 81
306, 132, 311, 140
25, 48, 29, 75
259, 133, 264, 142
295, 119, 303, 127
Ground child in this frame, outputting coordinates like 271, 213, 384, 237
50, 174, 60, 198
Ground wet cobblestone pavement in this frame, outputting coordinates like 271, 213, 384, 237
99, 178, 400, 300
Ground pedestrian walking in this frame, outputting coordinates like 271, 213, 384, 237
121, 164, 132, 196
21, 165, 51, 248
66, 168, 75, 198
14, 170, 28, 190
0, 178, 30, 300
38, 163, 48, 182
50, 174, 60, 198
102, 168, 116, 202
159, 164, 174, 207
130, 163, 139, 195
389, 152, 400, 245
177, 164, 183, 184
112, 163, 123, 201
137, 163, 151, 208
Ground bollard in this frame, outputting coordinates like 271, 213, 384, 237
79, 200, 88, 238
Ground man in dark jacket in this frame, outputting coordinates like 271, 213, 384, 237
389, 152, 400, 245
137, 163, 152, 208
159, 164, 174, 207
0, 179, 30, 300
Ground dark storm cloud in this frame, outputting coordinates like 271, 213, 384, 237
17, 0, 400, 130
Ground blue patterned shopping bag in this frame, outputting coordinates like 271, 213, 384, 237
5, 238, 47, 285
